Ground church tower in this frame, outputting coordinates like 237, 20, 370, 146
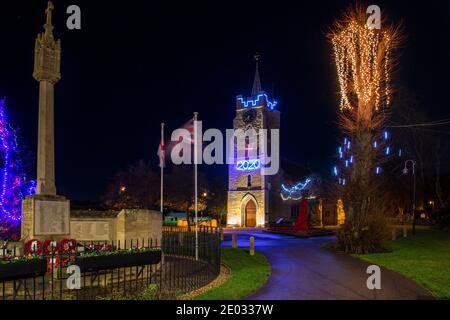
227, 55, 281, 227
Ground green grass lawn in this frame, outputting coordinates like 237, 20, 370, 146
355, 228, 450, 299
195, 247, 271, 300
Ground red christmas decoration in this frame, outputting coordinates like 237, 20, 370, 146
293, 198, 309, 231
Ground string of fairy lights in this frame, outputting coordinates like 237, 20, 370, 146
331, 21, 393, 113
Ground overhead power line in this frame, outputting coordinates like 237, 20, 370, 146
387, 118, 450, 128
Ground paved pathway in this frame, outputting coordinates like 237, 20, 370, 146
222, 230, 433, 300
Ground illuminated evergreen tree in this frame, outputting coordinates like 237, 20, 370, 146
0, 99, 36, 240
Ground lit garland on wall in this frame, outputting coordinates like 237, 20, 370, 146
0, 99, 35, 239
280, 178, 315, 201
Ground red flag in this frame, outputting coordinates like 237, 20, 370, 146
157, 118, 194, 167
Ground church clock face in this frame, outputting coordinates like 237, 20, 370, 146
243, 109, 256, 123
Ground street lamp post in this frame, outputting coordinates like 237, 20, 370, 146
403, 160, 416, 235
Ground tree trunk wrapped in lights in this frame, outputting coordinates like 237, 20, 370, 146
329, 4, 402, 253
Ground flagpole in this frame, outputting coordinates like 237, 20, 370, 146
160, 122, 164, 214
193, 112, 199, 261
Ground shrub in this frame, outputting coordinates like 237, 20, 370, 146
137, 284, 157, 300
336, 214, 389, 254
431, 208, 450, 231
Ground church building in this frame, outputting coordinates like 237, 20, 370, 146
227, 55, 287, 227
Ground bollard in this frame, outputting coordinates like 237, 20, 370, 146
232, 233, 237, 248
392, 228, 396, 241
220, 228, 224, 241
403, 226, 407, 238
249, 236, 255, 256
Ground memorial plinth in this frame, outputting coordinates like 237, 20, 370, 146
21, 194, 70, 241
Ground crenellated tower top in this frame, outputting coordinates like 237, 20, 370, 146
236, 53, 277, 111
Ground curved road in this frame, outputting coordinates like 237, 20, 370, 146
222, 229, 432, 300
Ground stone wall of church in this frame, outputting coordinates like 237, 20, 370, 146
233, 173, 263, 189
227, 190, 266, 227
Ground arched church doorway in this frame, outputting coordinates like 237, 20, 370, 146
245, 200, 257, 227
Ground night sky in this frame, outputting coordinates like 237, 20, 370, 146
0, 0, 449, 201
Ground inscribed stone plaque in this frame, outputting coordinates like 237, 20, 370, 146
35, 200, 70, 235
70, 220, 110, 241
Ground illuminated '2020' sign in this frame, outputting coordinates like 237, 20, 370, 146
236, 159, 261, 171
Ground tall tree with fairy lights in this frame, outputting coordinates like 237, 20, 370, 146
0, 99, 36, 240
329, 4, 402, 253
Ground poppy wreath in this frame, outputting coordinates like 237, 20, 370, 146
43, 240, 61, 255
45, 256, 75, 271
60, 256, 75, 268
51, 256, 73, 269
24, 239, 43, 255
60, 239, 77, 254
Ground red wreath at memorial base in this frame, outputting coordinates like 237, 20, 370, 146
60, 239, 77, 253
43, 240, 62, 255
24, 239, 43, 255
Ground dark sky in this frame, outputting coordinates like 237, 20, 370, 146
0, 0, 449, 201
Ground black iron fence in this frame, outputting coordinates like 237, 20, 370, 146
0, 227, 221, 300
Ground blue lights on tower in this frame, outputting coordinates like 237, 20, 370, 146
237, 94, 278, 110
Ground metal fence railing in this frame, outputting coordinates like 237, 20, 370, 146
0, 227, 221, 300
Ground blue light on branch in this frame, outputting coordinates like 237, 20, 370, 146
333, 166, 338, 176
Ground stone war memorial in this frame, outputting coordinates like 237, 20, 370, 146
20, 1, 69, 242
19, 2, 162, 245
0, 2, 221, 301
